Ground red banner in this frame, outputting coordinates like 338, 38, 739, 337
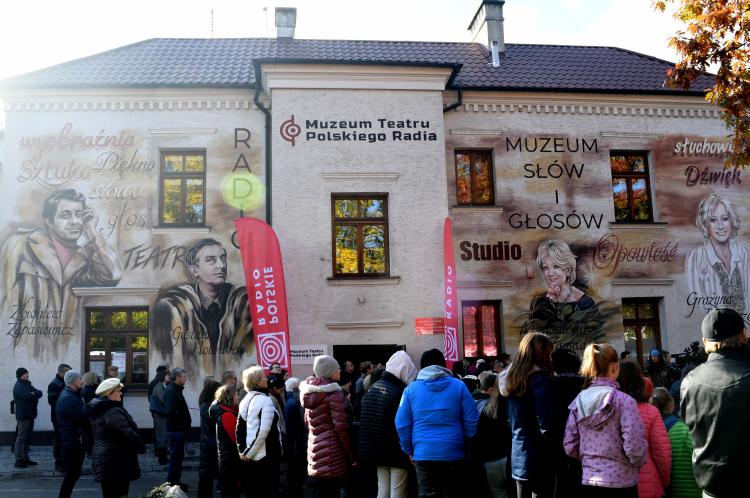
443, 218, 459, 369
234, 218, 292, 375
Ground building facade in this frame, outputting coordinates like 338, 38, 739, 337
0, 2, 734, 438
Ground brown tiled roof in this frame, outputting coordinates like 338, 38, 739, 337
0, 38, 714, 94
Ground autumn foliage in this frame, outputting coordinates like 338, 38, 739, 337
654, 0, 750, 169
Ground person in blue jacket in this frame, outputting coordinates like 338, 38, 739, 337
395, 348, 479, 498
56, 370, 93, 498
498, 332, 557, 498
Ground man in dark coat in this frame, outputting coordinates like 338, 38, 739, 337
360, 351, 418, 497
48, 363, 71, 471
283, 378, 307, 498
13, 367, 43, 468
56, 370, 93, 498
681, 308, 750, 498
164, 367, 191, 492
643, 349, 677, 390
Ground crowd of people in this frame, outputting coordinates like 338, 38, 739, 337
11, 307, 750, 498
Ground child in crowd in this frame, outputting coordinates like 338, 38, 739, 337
652, 388, 702, 498
617, 360, 672, 498
564, 344, 648, 498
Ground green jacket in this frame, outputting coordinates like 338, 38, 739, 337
668, 419, 702, 498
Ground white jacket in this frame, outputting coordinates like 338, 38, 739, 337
238, 390, 281, 461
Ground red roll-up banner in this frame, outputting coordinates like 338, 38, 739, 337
443, 218, 460, 369
234, 218, 292, 376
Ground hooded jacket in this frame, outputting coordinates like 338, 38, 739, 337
394, 365, 478, 462
86, 397, 146, 483
644, 352, 677, 390
56, 387, 93, 450
237, 389, 282, 462
563, 378, 648, 488
300, 376, 355, 479
680, 349, 750, 497
13, 379, 42, 420
504, 368, 557, 481
637, 401, 672, 498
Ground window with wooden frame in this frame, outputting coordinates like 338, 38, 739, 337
160, 151, 206, 226
85, 308, 149, 386
332, 195, 389, 277
610, 152, 653, 222
622, 298, 662, 368
462, 300, 502, 358
455, 150, 495, 205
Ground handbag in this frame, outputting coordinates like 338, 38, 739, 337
150, 394, 166, 415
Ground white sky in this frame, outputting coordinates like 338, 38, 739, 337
0, 0, 685, 127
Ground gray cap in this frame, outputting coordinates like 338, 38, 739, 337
64, 370, 81, 387
313, 355, 340, 380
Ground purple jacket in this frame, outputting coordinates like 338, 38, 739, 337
563, 378, 648, 488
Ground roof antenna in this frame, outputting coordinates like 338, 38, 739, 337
211, 10, 214, 38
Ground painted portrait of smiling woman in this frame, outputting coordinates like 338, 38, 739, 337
520, 239, 605, 349
686, 193, 750, 315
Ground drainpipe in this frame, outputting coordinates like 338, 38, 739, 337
254, 85, 272, 226
443, 88, 463, 113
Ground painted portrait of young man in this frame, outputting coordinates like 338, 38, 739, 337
0, 188, 123, 349
153, 237, 253, 373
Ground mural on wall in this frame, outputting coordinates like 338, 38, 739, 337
1, 188, 123, 349
152, 237, 254, 374
685, 193, 750, 318
518, 239, 608, 350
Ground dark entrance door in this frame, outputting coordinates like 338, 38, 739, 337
332, 344, 404, 372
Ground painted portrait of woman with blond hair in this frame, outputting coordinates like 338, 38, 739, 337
685, 193, 750, 315
521, 239, 604, 348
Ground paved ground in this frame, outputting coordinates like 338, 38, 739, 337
0, 443, 201, 480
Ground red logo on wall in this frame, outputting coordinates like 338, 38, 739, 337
280, 115, 301, 146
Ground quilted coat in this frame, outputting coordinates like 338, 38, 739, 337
56, 387, 93, 450
236, 390, 282, 462
300, 376, 355, 479
665, 417, 701, 498
86, 397, 146, 483
637, 402, 672, 498
564, 378, 648, 489
198, 401, 219, 479
358, 371, 410, 469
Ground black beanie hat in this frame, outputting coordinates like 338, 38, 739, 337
16, 368, 28, 380
551, 348, 581, 375
420, 349, 447, 369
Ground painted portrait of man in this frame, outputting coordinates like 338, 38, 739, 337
1, 188, 123, 349
153, 238, 253, 372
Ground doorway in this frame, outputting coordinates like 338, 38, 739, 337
332, 344, 404, 372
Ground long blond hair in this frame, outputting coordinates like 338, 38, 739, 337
506, 332, 554, 397
580, 343, 618, 389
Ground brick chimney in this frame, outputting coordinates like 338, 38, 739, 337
275, 7, 297, 40
468, 1, 505, 66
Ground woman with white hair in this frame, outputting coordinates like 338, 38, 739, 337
236, 366, 283, 497
686, 193, 750, 315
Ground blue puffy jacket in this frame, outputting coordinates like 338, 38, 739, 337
505, 371, 557, 481
395, 365, 478, 461
56, 387, 93, 450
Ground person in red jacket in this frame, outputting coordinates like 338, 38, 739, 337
617, 360, 672, 498
300, 355, 357, 498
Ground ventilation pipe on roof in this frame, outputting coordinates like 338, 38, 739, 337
468, 1, 505, 60
275, 7, 297, 39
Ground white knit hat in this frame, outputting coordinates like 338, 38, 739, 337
313, 355, 340, 379
96, 377, 122, 397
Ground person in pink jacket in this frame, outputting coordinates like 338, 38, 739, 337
617, 360, 672, 498
564, 344, 648, 498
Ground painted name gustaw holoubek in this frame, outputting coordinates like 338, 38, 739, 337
153, 238, 254, 373
0, 188, 123, 350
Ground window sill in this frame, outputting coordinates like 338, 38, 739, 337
326, 321, 403, 329
73, 287, 161, 296
611, 278, 674, 286
450, 205, 504, 213
151, 226, 210, 234
327, 276, 401, 286
608, 222, 667, 230
458, 280, 513, 288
